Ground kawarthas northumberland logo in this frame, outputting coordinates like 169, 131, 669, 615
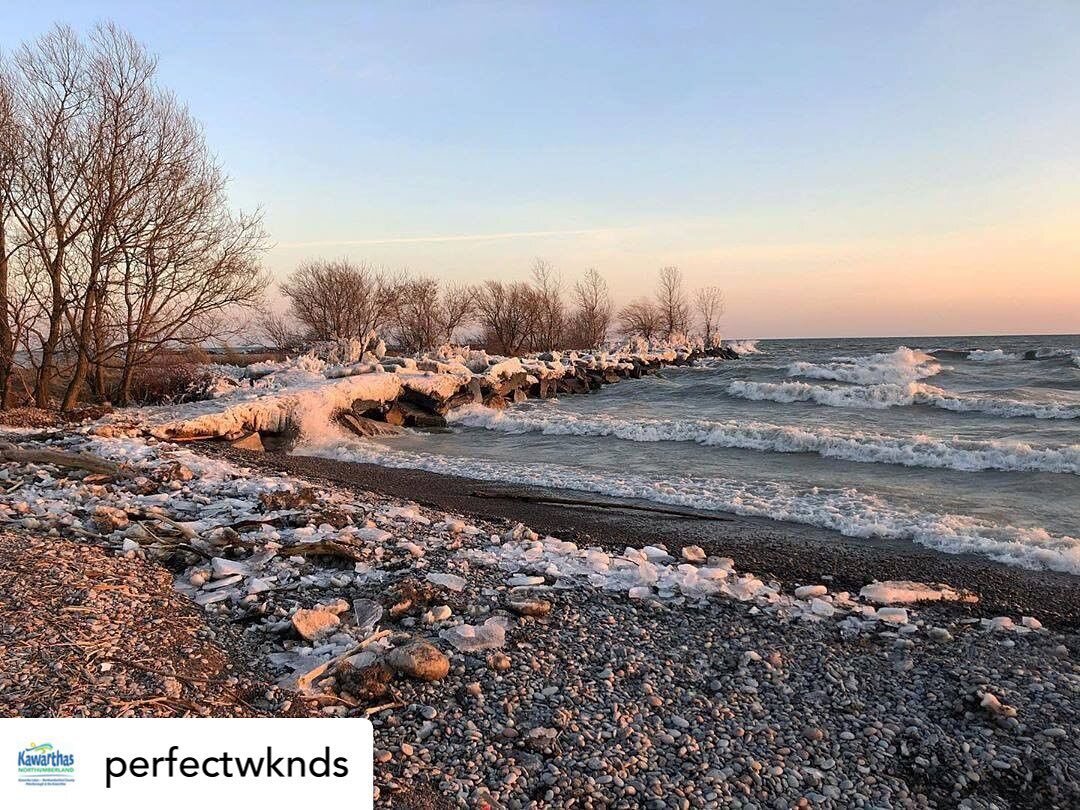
17, 741, 76, 787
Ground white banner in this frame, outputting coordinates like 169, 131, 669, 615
0, 718, 373, 809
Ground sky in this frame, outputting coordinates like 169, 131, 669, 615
4, 1, 1079, 338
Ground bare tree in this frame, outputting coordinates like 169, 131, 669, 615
474, 279, 535, 356
280, 259, 397, 343
260, 308, 306, 351
618, 297, 662, 342
694, 285, 725, 347
61, 24, 161, 409
0, 60, 20, 407
440, 281, 477, 344
390, 276, 477, 353
528, 258, 564, 351
655, 265, 690, 338
1, 23, 269, 408
569, 267, 612, 349
8, 26, 95, 406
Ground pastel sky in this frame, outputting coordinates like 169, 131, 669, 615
5, 2, 1079, 338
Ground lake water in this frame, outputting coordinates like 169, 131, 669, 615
303, 335, 1080, 574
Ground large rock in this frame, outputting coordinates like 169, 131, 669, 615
291, 608, 341, 641
508, 597, 552, 618
384, 641, 450, 681
385, 401, 447, 428
495, 371, 530, 397
443, 378, 483, 411
350, 398, 386, 417
337, 411, 404, 438
229, 431, 265, 451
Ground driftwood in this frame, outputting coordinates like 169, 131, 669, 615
278, 539, 366, 562
0, 441, 120, 476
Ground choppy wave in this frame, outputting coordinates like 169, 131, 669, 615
787, 346, 941, 385
725, 339, 762, 355
295, 439, 1080, 574
726, 379, 1080, 419
1027, 346, 1080, 361
967, 349, 1022, 363
449, 404, 1080, 474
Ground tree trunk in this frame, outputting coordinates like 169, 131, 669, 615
0, 220, 11, 410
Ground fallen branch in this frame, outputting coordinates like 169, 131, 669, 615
0, 441, 121, 476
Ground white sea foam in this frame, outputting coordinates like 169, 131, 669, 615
726, 380, 1080, 420
787, 346, 941, 385
1032, 346, 1079, 360
294, 439, 1080, 574
725, 339, 762, 355
448, 404, 1080, 474
967, 349, 1022, 363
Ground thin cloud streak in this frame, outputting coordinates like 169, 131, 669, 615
277, 227, 625, 248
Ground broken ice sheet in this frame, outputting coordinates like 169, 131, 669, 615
352, 598, 383, 635
439, 617, 509, 651
426, 572, 466, 591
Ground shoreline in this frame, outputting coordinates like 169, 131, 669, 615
2, 430, 1077, 806
209, 444, 1080, 629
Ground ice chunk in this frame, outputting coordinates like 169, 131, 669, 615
352, 599, 383, 631
507, 575, 546, 587
874, 607, 909, 624
859, 580, 968, 605
981, 616, 1015, 632
794, 585, 828, 599
440, 617, 509, 651
426, 572, 467, 592
680, 545, 706, 563
356, 527, 393, 543
642, 544, 672, 562
211, 557, 250, 579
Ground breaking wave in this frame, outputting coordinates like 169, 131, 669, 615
726, 380, 1080, 419
725, 339, 762, 355
295, 439, 1080, 574
449, 404, 1080, 474
966, 349, 1022, 363
787, 346, 941, 385
1026, 346, 1080, 363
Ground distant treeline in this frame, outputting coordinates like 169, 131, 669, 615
266, 259, 725, 357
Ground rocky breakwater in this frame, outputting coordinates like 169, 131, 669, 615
151, 342, 740, 451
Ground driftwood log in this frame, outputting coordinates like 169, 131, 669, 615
0, 441, 120, 476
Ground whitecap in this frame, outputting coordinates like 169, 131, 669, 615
293, 440, 1080, 575
448, 404, 1080, 474
726, 379, 1080, 420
